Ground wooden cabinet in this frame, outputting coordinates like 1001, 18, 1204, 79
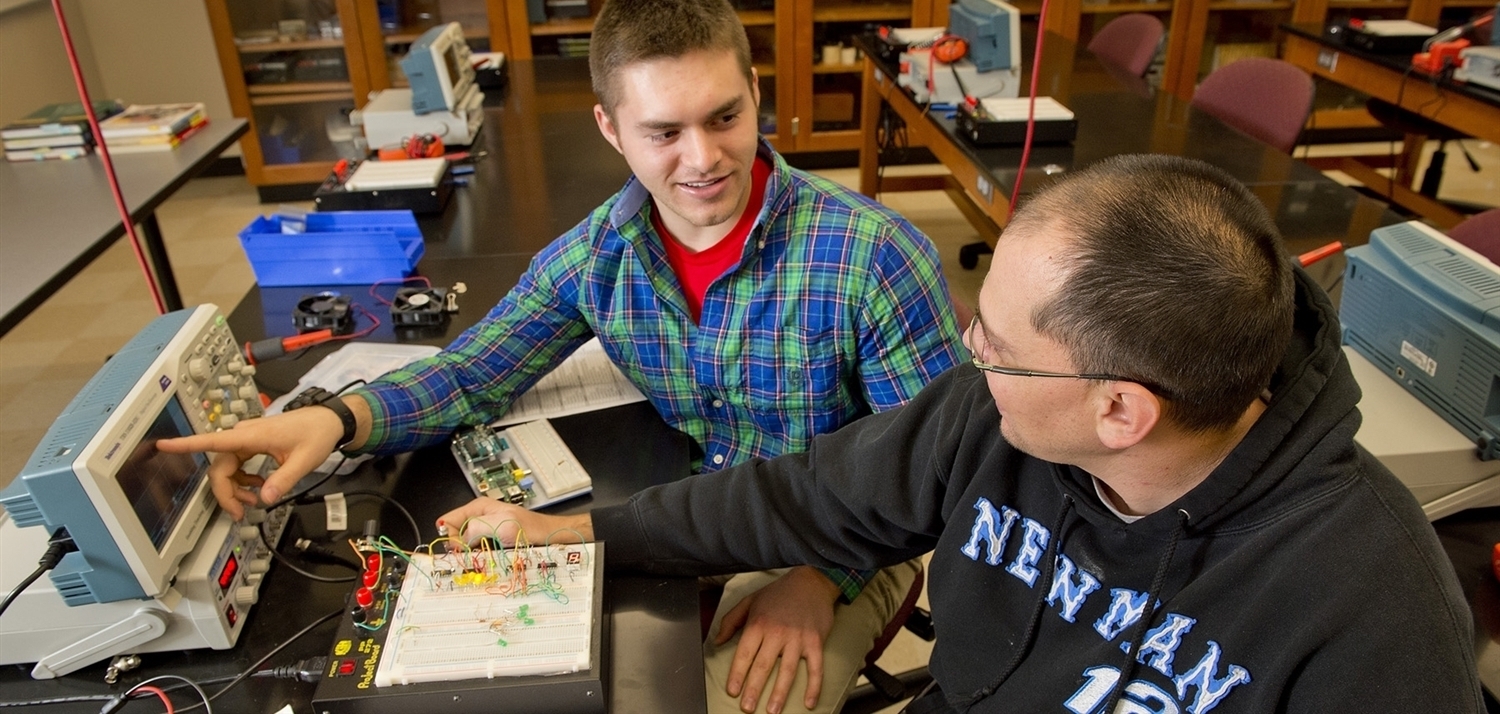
205, 0, 505, 197
495, 0, 946, 153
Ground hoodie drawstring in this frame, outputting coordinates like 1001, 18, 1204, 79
1098, 508, 1191, 714
959, 492, 1076, 711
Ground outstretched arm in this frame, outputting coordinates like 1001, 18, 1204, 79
157, 394, 373, 519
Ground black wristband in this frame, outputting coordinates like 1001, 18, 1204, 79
314, 394, 359, 452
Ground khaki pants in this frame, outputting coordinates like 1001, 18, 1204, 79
703, 559, 922, 714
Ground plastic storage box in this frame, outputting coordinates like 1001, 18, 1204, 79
238, 210, 424, 286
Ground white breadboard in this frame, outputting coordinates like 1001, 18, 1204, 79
374, 543, 599, 686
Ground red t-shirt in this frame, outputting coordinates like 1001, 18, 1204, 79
654, 155, 772, 322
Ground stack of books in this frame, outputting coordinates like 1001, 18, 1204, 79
1, 100, 124, 162
99, 103, 209, 154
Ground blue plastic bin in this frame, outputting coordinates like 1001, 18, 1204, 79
238, 210, 425, 286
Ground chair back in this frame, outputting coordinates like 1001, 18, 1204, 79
1449, 208, 1500, 264
1189, 58, 1315, 154
1086, 13, 1165, 77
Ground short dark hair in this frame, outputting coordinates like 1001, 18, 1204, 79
589, 0, 755, 116
1015, 154, 1295, 432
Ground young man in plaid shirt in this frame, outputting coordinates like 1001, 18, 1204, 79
164, 1, 959, 711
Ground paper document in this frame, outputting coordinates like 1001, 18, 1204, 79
493, 338, 647, 426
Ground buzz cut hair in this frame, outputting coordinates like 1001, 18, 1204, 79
1013, 154, 1296, 432
589, 0, 755, 117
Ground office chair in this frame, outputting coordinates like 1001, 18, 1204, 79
842, 565, 936, 714
1448, 208, 1500, 264
1189, 58, 1315, 154
1087, 13, 1166, 78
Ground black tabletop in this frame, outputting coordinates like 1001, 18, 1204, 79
1280, 23, 1500, 111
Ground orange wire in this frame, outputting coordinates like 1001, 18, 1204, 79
131, 685, 174, 714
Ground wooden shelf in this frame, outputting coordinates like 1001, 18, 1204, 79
755, 63, 777, 77
247, 81, 354, 95
1079, 1, 1174, 12
811, 2, 912, 23
237, 38, 345, 53
812, 62, 863, 74
530, 17, 594, 36
1206, 1, 1292, 10
1326, 0, 1408, 8
385, 24, 489, 45
248, 90, 353, 106
738, 10, 776, 26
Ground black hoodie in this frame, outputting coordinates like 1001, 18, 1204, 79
593, 270, 1482, 713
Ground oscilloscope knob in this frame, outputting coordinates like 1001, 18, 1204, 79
188, 357, 210, 382
234, 586, 257, 607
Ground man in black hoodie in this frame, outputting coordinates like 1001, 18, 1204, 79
441, 154, 1483, 712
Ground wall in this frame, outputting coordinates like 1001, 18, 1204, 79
0, 0, 238, 156
0, 0, 104, 125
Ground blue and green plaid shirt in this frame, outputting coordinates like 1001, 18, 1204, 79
355, 141, 960, 599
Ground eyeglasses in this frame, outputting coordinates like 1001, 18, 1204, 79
964, 316, 1169, 396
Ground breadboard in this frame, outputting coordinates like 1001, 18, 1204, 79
375, 543, 599, 686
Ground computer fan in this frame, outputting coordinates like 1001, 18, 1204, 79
390, 287, 449, 326
294, 292, 354, 334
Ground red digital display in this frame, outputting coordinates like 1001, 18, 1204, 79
217, 555, 239, 593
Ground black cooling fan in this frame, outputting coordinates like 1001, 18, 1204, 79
390, 287, 449, 326
293, 292, 354, 334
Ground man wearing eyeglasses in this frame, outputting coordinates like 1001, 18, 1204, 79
441, 153, 1481, 712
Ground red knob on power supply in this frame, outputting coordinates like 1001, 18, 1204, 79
355, 586, 374, 609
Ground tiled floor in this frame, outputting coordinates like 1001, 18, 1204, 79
0, 142, 1494, 712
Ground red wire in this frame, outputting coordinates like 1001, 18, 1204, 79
49, 0, 168, 315
368, 276, 433, 306
130, 685, 174, 714
331, 302, 382, 341
1006, 0, 1052, 223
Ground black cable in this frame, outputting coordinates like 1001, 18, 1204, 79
0, 529, 75, 621
0, 693, 116, 707
264, 456, 345, 512
337, 490, 424, 550
171, 608, 342, 714
258, 522, 356, 583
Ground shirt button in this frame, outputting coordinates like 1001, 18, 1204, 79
711, 399, 724, 408
712, 454, 725, 465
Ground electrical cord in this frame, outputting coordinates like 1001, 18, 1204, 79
117, 675, 211, 714
259, 523, 357, 583
0, 675, 238, 709
336, 490, 425, 549
0, 529, 76, 621
169, 608, 341, 714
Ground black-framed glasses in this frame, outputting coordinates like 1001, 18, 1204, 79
964, 316, 1170, 396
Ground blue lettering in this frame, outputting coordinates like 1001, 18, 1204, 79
1005, 518, 1050, 586
1094, 588, 1149, 642
1047, 553, 1101, 623
1135, 613, 1196, 677
960, 498, 1018, 566
1172, 641, 1251, 714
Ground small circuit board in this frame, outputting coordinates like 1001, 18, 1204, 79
450, 420, 592, 509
